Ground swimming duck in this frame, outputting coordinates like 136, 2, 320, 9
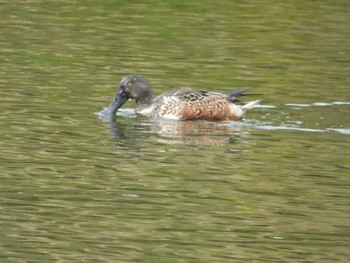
104, 75, 260, 121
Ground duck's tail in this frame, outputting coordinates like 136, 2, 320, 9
230, 99, 261, 119
243, 99, 261, 109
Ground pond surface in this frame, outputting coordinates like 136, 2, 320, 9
1, 1, 349, 262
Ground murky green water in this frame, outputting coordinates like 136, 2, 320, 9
1, 1, 349, 262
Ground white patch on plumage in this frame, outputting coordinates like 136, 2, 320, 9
136, 105, 154, 117
155, 95, 183, 120
230, 100, 261, 118
230, 104, 245, 118
160, 113, 181, 120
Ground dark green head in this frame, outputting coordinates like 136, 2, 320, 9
105, 75, 153, 115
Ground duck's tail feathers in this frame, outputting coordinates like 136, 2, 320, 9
243, 100, 261, 109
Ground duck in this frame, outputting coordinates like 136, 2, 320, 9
103, 75, 260, 121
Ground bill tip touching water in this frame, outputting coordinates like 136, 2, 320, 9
99, 75, 261, 121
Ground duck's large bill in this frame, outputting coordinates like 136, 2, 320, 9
105, 92, 129, 115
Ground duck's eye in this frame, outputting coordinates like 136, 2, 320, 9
127, 82, 133, 87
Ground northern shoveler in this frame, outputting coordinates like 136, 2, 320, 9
103, 75, 260, 121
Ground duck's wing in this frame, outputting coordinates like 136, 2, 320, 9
224, 88, 251, 101
156, 88, 259, 104
152, 90, 222, 104
171, 90, 226, 102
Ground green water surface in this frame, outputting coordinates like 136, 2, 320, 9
1, 1, 349, 262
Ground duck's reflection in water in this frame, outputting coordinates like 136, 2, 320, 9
102, 115, 250, 146
145, 119, 246, 146
108, 119, 127, 139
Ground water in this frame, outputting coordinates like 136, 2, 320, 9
1, 1, 350, 262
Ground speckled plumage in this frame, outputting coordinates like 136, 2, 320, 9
105, 75, 260, 121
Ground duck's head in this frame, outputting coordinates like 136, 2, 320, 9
105, 75, 152, 115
